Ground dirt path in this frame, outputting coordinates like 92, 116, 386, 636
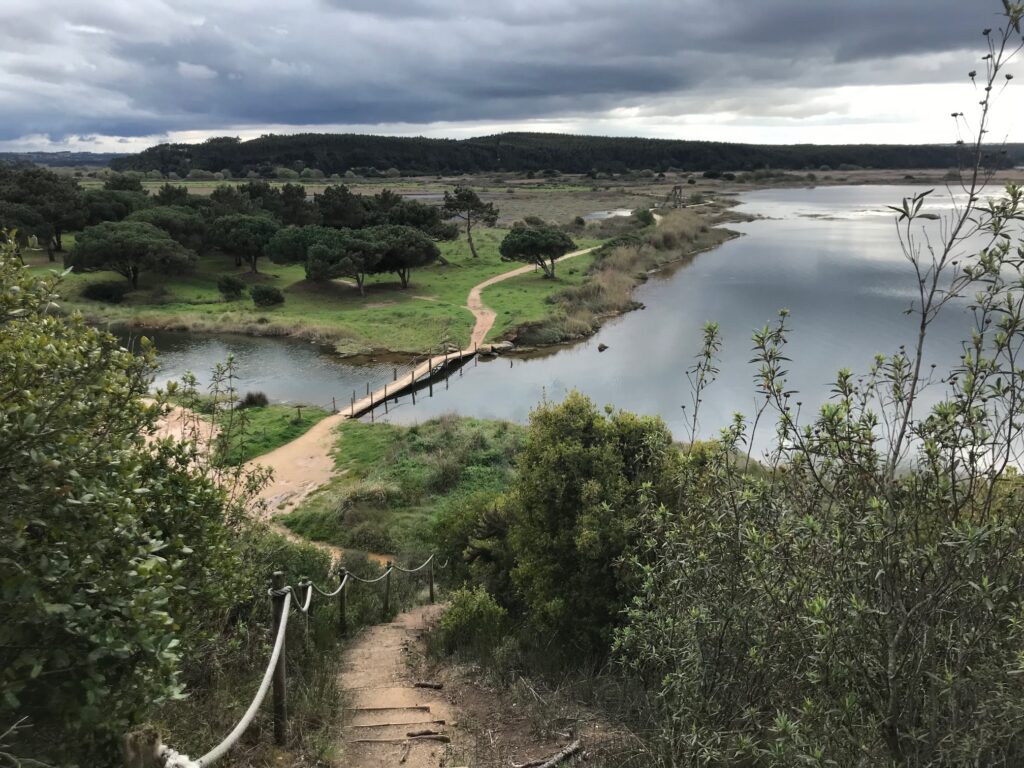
466, 247, 595, 348
336, 602, 612, 768
337, 604, 463, 768
249, 247, 596, 515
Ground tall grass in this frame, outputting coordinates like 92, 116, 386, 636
513, 209, 733, 346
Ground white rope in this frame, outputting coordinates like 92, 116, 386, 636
311, 573, 349, 598
159, 745, 200, 768
347, 566, 393, 584
391, 555, 434, 573
194, 588, 292, 766
291, 582, 314, 614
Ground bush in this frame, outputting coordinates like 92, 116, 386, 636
82, 280, 132, 303
633, 208, 656, 226
437, 586, 508, 659
216, 274, 246, 300
239, 390, 269, 408
250, 284, 284, 307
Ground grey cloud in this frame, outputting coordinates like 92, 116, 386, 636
0, 0, 1009, 145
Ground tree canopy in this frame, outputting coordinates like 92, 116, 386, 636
127, 205, 206, 251
67, 220, 196, 287
499, 225, 576, 278
210, 213, 281, 271
366, 224, 441, 288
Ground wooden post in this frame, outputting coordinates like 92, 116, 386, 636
429, 378, 433, 397
271, 571, 288, 745
393, 367, 397, 381
384, 385, 389, 414
299, 577, 310, 646
332, 397, 337, 414
351, 394, 355, 417
382, 562, 392, 621
122, 728, 162, 768
428, 558, 435, 604
412, 389, 416, 405
366, 381, 370, 396
338, 568, 348, 636
294, 404, 303, 421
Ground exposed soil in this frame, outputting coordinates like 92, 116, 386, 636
335, 603, 619, 768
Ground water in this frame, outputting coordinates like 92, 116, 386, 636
584, 208, 635, 221
138, 186, 986, 448
124, 330, 413, 410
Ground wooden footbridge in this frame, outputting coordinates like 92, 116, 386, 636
343, 346, 481, 420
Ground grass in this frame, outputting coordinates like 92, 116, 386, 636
281, 416, 524, 554
224, 404, 332, 464
29, 228, 603, 356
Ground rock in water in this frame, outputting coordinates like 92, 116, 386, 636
598, 343, 609, 352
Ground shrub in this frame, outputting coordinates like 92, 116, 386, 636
437, 586, 508, 659
250, 284, 284, 307
82, 280, 132, 303
633, 208, 656, 226
239, 390, 269, 409
216, 274, 246, 300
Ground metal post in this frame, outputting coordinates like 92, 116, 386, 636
428, 558, 435, 604
338, 569, 348, 636
382, 562, 392, 621
271, 571, 288, 746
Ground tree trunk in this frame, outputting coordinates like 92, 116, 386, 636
356, 273, 365, 296
399, 269, 410, 289
54, 228, 64, 252
250, 255, 258, 273
466, 216, 479, 259
538, 258, 553, 279
234, 253, 242, 268
130, 268, 139, 289
549, 256, 556, 278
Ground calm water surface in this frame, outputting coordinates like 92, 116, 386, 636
143, 186, 982, 448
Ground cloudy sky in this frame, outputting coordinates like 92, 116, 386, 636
0, 0, 1018, 152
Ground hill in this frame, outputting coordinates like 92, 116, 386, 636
109, 132, 1020, 177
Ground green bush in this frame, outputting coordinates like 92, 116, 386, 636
239, 390, 269, 408
437, 586, 508, 659
216, 274, 246, 300
82, 280, 132, 303
250, 284, 284, 307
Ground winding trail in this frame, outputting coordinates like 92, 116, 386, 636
248, 246, 596, 515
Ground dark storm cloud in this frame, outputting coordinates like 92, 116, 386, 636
0, 0, 1006, 144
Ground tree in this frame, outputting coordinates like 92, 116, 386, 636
0, 166, 83, 258
440, 185, 498, 258
152, 182, 191, 206
498, 226, 576, 278
307, 230, 381, 295
0, 201, 52, 256
0, 241, 258, 763
374, 198, 459, 241
315, 184, 366, 229
210, 213, 280, 272
279, 183, 320, 226
366, 224, 440, 288
68, 220, 196, 288
503, 393, 675, 655
81, 189, 151, 226
102, 173, 145, 192
127, 205, 207, 251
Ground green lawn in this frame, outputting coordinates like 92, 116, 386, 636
281, 417, 523, 554
29, 228, 603, 355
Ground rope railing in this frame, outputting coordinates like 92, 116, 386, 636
137, 556, 448, 768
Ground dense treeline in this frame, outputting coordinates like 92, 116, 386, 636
110, 132, 1020, 177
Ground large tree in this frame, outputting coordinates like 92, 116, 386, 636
315, 184, 366, 229
0, 201, 52, 256
67, 220, 196, 288
0, 166, 83, 258
366, 224, 440, 288
499, 225, 576, 278
81, 189, 151, 226
267, 225, 382, 294
127, 205, 207, 251
440, 185, 498, 258
210, 213, 280, 272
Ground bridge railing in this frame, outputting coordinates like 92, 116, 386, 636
126, 554, 447, 768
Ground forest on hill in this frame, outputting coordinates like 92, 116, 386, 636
109, 132, 1023, 177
